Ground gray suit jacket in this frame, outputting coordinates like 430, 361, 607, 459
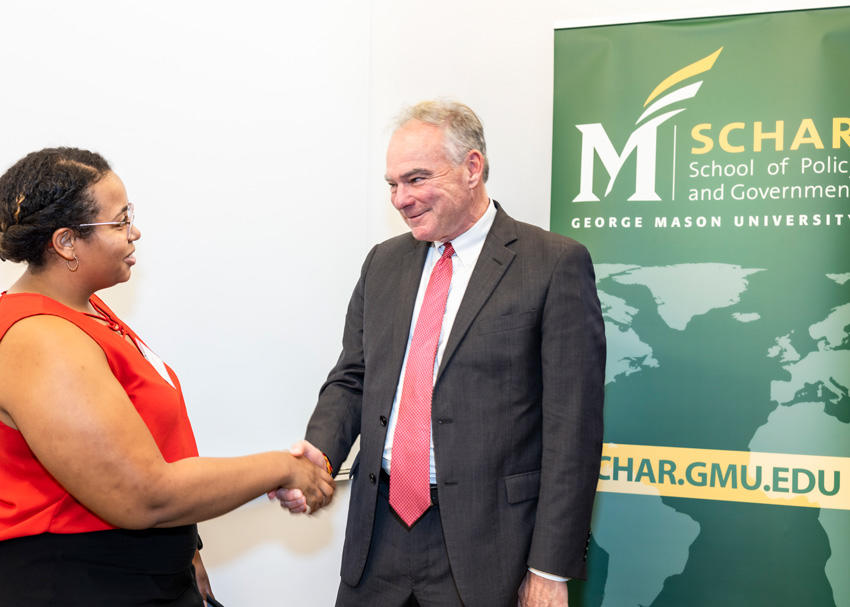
306, 204, 605, 606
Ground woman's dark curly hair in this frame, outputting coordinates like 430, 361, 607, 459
0, 147, 111, 267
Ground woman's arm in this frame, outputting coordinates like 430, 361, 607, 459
0, 315, 333, 529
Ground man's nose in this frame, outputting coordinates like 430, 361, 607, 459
391, 183, 413, 209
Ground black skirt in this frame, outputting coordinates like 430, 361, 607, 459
0, 525, 203, 606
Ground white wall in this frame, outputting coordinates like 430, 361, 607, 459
0, 0, 842, 603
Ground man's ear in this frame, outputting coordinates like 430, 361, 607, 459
464, 149, 485, 189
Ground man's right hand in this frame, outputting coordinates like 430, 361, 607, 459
271, 440, 332, 513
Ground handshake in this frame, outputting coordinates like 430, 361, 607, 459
269, 440, 336, 514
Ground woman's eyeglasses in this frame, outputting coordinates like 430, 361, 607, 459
77, 202, 135, 238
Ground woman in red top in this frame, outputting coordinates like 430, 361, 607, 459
0, 148, 334, 606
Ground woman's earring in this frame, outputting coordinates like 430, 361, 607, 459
66, 254, 79, 272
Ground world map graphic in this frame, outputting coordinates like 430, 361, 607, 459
574, 264, 849, 607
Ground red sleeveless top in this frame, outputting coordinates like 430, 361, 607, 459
0, 292, 199, 540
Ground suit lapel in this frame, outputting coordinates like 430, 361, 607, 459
436, 206, 517, 383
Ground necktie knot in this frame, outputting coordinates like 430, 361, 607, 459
440, 242, 455, 260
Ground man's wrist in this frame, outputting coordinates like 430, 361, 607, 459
528, 567, 570, 583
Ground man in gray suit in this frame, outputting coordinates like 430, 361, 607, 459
280, 100, 605, 607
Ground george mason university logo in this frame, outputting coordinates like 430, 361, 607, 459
573, 47, 723, 202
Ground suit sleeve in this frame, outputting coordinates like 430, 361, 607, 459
527, 242, 605, 579
304, 245, 377, 473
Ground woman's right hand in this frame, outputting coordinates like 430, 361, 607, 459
283, 451, 334, 513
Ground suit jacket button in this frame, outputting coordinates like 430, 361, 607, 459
379, 416, 388, 426
369, 472, 377, 484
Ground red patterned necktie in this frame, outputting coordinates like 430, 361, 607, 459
389, 242, 455, 526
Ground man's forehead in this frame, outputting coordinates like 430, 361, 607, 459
388, 121, 445, 152
386, 122, 449, 176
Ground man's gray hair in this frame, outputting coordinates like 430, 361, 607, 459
394, 100, 489, 182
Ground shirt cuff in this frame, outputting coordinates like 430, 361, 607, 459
528, 568, 570, 582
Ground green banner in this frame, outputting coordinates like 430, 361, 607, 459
552, 8, 849, 606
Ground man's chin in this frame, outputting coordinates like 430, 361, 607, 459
409, 226, 437, 242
